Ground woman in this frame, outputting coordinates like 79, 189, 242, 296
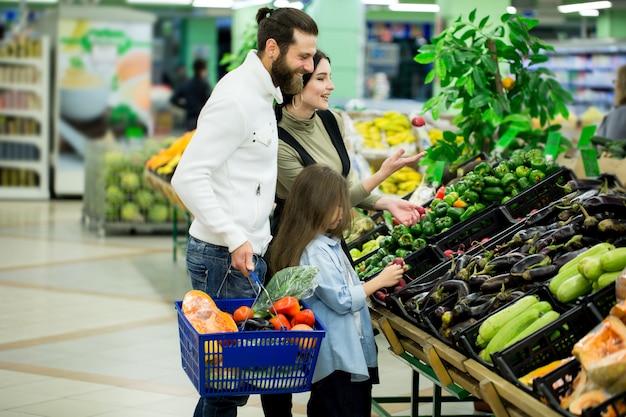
272, 50, 425, 234
597, 64, 626, 141
271, 164, 405, 417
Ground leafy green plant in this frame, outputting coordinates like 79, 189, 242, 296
219, 24, 257, 72
415, 10, 574, 176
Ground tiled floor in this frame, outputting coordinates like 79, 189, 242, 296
0, 200, 481, 417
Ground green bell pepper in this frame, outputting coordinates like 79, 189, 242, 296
391, 224, 410, 241
434, 216, 454, 232
447, 206, 466, 221
409, 223, 422, 237
501, 172, 518, 188
482, 186, 505, 201
529, 169, 546, 185
463, 189, 480, 204
525, 149, 543, 161
421, 221, 436, 236
518, 176, 531, 190
430, 198, 444, 210
443, 191, 459, 206
365, 253, 381, 267
379, 236, 395, 251
412, 238, 427, 251
465, 174, 484, 193
473, 161, 492, 176
507, 155, 525, 170
398, 233, 414, 248
459, 204, 478, 221
395, 248, 411, 258
454, 181, 468, 196
483, 175, 501, 188
382, 254, 395, 265
530, 156, 547, 172
493, 162, 510, 179
434, 202, 450, 217
515, 165, 531, 178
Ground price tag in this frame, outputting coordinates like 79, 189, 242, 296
577, 125, 597, 149
430, 160, 446, 187
580, 148, 600, 177
544, 131, 561, 160
496, 127, 519, 149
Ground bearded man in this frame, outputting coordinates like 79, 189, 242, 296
170, 7, 318, 417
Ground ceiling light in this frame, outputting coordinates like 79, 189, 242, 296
579, 9, 600, 16
127, 0, 192, 4
273, 0, 303, 8
388, 3, 439, 12
231, 0, 269, 9
507, 6, 517, 14
362, 0, 395, 4
557, 1, 611, 13
193, 0, 232, 6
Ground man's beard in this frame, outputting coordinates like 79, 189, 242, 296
271, 53, 303, 95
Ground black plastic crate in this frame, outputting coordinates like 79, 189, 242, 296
491, 302, 603, 397
421, 293, 469, 349
367, 245, 447, 311
458, 286, 572, 369
430, 205, 517, 255
504, 167, 576, 221
579, 281, 617, 318
348, 222, 390, 266
535, 359, 626, 417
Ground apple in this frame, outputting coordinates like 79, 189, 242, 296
392, 257, 405, 267
411, 116, 426, 127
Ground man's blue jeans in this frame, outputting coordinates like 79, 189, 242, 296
186, 236, 267, 417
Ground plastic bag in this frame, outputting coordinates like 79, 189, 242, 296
251, 266, 319, 315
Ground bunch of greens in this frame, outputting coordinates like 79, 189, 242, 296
251, 266, 319, 315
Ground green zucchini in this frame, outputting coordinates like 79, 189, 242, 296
556, 273, 593, 303
558, 243, 614, 277
600, 247, 626, 272
578, 256, 604, 281
503, 310, 560, 349
483, 308, 542, 362
478, 295, 539, 343
598, 270, 621, 289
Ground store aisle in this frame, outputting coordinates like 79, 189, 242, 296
0, 200, 479, 417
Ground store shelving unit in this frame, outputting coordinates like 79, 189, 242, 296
0, 35, 50, 199
546, 38, 626, 115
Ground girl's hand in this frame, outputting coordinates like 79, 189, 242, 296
375, 263, 405, 290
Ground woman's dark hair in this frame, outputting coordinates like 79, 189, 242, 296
270, 164, 352, 272
274, 50, 330, 122
256, 7, 318, 57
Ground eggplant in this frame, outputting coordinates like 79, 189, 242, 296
446, 318, 477, 341
598, 219, 626, 234
522, 264, 558, 281
437, 279, 469, 301
480, 273, 512, 293
510, 253, 549, 276
238, 317, 274, 331
552, 247, 589, 269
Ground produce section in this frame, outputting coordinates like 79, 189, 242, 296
365, 168, 626, 417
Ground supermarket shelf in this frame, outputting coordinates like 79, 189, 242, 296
0, 36, 50, 200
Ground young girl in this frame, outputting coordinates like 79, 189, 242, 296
269, 164, 405, 417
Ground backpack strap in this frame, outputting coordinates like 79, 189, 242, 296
317, 109, 351, 178
277, 126, 317, 167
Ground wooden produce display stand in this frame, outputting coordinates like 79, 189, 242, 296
369, 304, 563, 417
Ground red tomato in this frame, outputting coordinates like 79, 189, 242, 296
290, 309, 315, 328
271, 296, 300, 318
270, 314, 291, 330
233, 305, 253, 323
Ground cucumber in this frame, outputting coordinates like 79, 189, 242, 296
600, 247, 626, 272
558, 243, 614, 276
503, 310, 560, 349
483, 308, 542, 362
578, 256, 604, 281
478, 295, 539, 343
598, 270, 621, 289
556, 273, 593, 303
549, 267, 581, 296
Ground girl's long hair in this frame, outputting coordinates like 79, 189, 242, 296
270, 164, 351, 272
